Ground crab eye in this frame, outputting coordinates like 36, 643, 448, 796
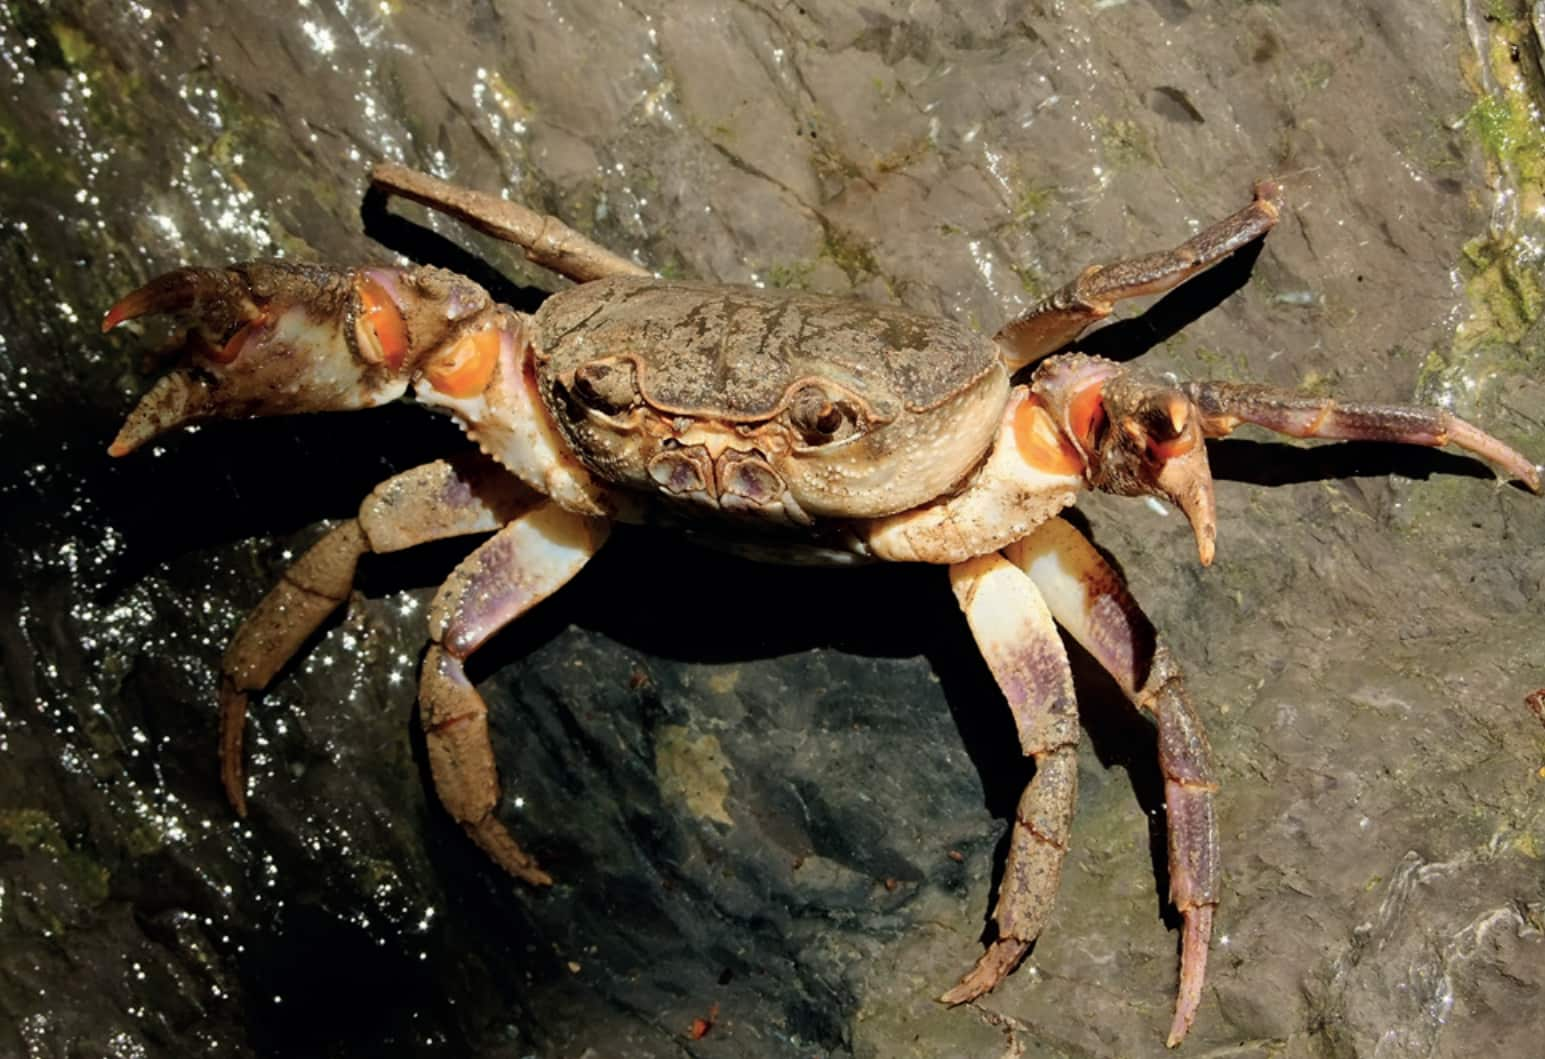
570, 358, 639, 416
789, 384, 855, 443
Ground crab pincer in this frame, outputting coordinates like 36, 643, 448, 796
101, 261, 499, 455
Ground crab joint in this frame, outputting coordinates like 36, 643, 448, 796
355, 273, 409, 371
424, 328, 501, 398
1013, 394, 1085, 476
216, 313, 271, 365
1067, 378, 1107, 452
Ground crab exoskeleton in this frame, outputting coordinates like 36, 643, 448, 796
102, 167, 1540, 1046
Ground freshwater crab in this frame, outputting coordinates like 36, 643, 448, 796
101, 166, 1541, 1046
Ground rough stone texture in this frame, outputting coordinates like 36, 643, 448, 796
3, 2, 1544, 1057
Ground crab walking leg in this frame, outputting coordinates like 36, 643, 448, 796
372, 163, 649, 284
995, 182, 1282, 371
1183, 381, 1543, 493
941, 554, 1081, 1006
418, 503, 610, 885
1003, 517, 1218, 1047
220, 454, 538, 814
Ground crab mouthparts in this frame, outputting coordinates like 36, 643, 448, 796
1155, 443, 1217, 565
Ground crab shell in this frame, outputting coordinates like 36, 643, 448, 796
531, 276, 1011, 525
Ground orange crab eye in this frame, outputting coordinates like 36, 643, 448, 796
425, 329, 500, 398
1014, 393, 1085, 476
356, 276, 409, 371
1068, 379, 1107, 452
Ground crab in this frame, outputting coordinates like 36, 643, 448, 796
100, 166, 1541, 1047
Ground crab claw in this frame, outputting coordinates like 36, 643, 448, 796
102, 262, 494, 455
1152, 424, 1217, 566
101, 268, 213, 335
1032, 354, 1219, 563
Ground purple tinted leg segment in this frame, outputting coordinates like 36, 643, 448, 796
1005, 518, 1218, 1046
942, 553, 1081, 1006
418, 502, 609, 883
219, 454, 536, 814
1184, 381, 1541, 493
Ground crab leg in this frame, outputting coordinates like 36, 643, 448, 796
418, 502, 608, 885
220, 454, 538, 814
996, 182, 1282, 370
1003, 517, 1218, 1048
942, 553, 1081, 1008
1182, 381, 1543, 493
372, 164, 649, 284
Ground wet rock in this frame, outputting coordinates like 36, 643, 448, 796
2, 2, 1542, 1057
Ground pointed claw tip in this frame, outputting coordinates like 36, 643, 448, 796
107, 419, 152, 457
101, 294, 140, 333
101, 288, 156, 333
1167, 395, 1190, 435
937, 969, 990, 1008
223, 765, 249, 817
936, 985, 972, 1007
1167, 904, 1213, 1047
1166, 993, 1199, 1047
1495, 458, 1540, 494
225, 778, 249, 818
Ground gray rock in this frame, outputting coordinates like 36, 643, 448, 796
2, 2, 1542, 1056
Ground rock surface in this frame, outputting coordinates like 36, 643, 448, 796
2, 2, 1543, 1057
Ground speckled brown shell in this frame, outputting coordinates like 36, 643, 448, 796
529, 276, 1011, 520
533, 276, 1002, 421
